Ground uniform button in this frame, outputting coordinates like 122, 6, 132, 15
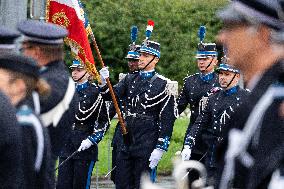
214, 127, 216, 129
83, 101, 86, 103
148, 90, 150, 92
81, 123, 83, 125
128, 97, 131, 99
143, 112, 145, 114
84, 95, 87, 97
132, 86, 134, 88
130, 91, 132, 93
215, 121, 217, 123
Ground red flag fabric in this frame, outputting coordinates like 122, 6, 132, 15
46, 0, 98, 77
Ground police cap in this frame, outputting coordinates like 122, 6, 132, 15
17, 20, 68, 45
0, 53, 40, 78
139, 40, 160, 58
216, 63, 240, 74
0, 26, 20, 49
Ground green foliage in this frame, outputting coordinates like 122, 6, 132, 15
80, 0, 228, 87
95, 118, 189, 176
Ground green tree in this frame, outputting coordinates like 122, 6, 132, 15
81, 0, 228, 87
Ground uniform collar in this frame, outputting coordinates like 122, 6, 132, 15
139, 69, 156, 80
76, 80, 89, 92
199, 71, 215, 82
224, 85, 239, 96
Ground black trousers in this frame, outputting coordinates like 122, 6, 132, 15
115, 150, 151, 189
111, 146, 117, 183
56, 158, 95, 189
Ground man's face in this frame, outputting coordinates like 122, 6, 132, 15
71, 67, 87, 82
218, 70, 239, 89
127, 59, 139, 72
138, 52, 158, 71
217, 22, 257, 72
197, 56, 217, 74
20, 43, 37, 61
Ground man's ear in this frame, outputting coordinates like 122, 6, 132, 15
213, 57, 218, 66
154, 57, 160, 62
236, 73, 240, 79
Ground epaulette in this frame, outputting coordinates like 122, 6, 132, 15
157, 74, 170, 82
119, 73, 127, 82
157, 75, 179, 96
183, 72, 199, 81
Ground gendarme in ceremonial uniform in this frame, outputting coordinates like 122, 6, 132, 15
111, 25, 141, 183
57, 60, 109, 189
182, 62, 250, 186
178, 26, 220, 183
99, 20, 177, 189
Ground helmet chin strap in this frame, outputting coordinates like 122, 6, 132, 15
140, 56, 155, 71
203, 56, 215, 72
225, 73, 237, 88
74, 71, 87, 82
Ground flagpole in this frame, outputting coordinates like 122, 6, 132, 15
90, 32, 130, 144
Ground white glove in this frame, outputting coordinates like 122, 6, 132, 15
78, 138, 93, 152
181, 145, 192, 161
149, 149, 164, 169
99, 67, 109, 87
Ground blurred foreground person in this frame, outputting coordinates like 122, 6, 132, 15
0, 26, 24, 188
0, 54, 53, 188
216, 0, 284, 188
17, 20, 76, 186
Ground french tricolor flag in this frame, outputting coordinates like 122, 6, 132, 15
46, 0, 95, 65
